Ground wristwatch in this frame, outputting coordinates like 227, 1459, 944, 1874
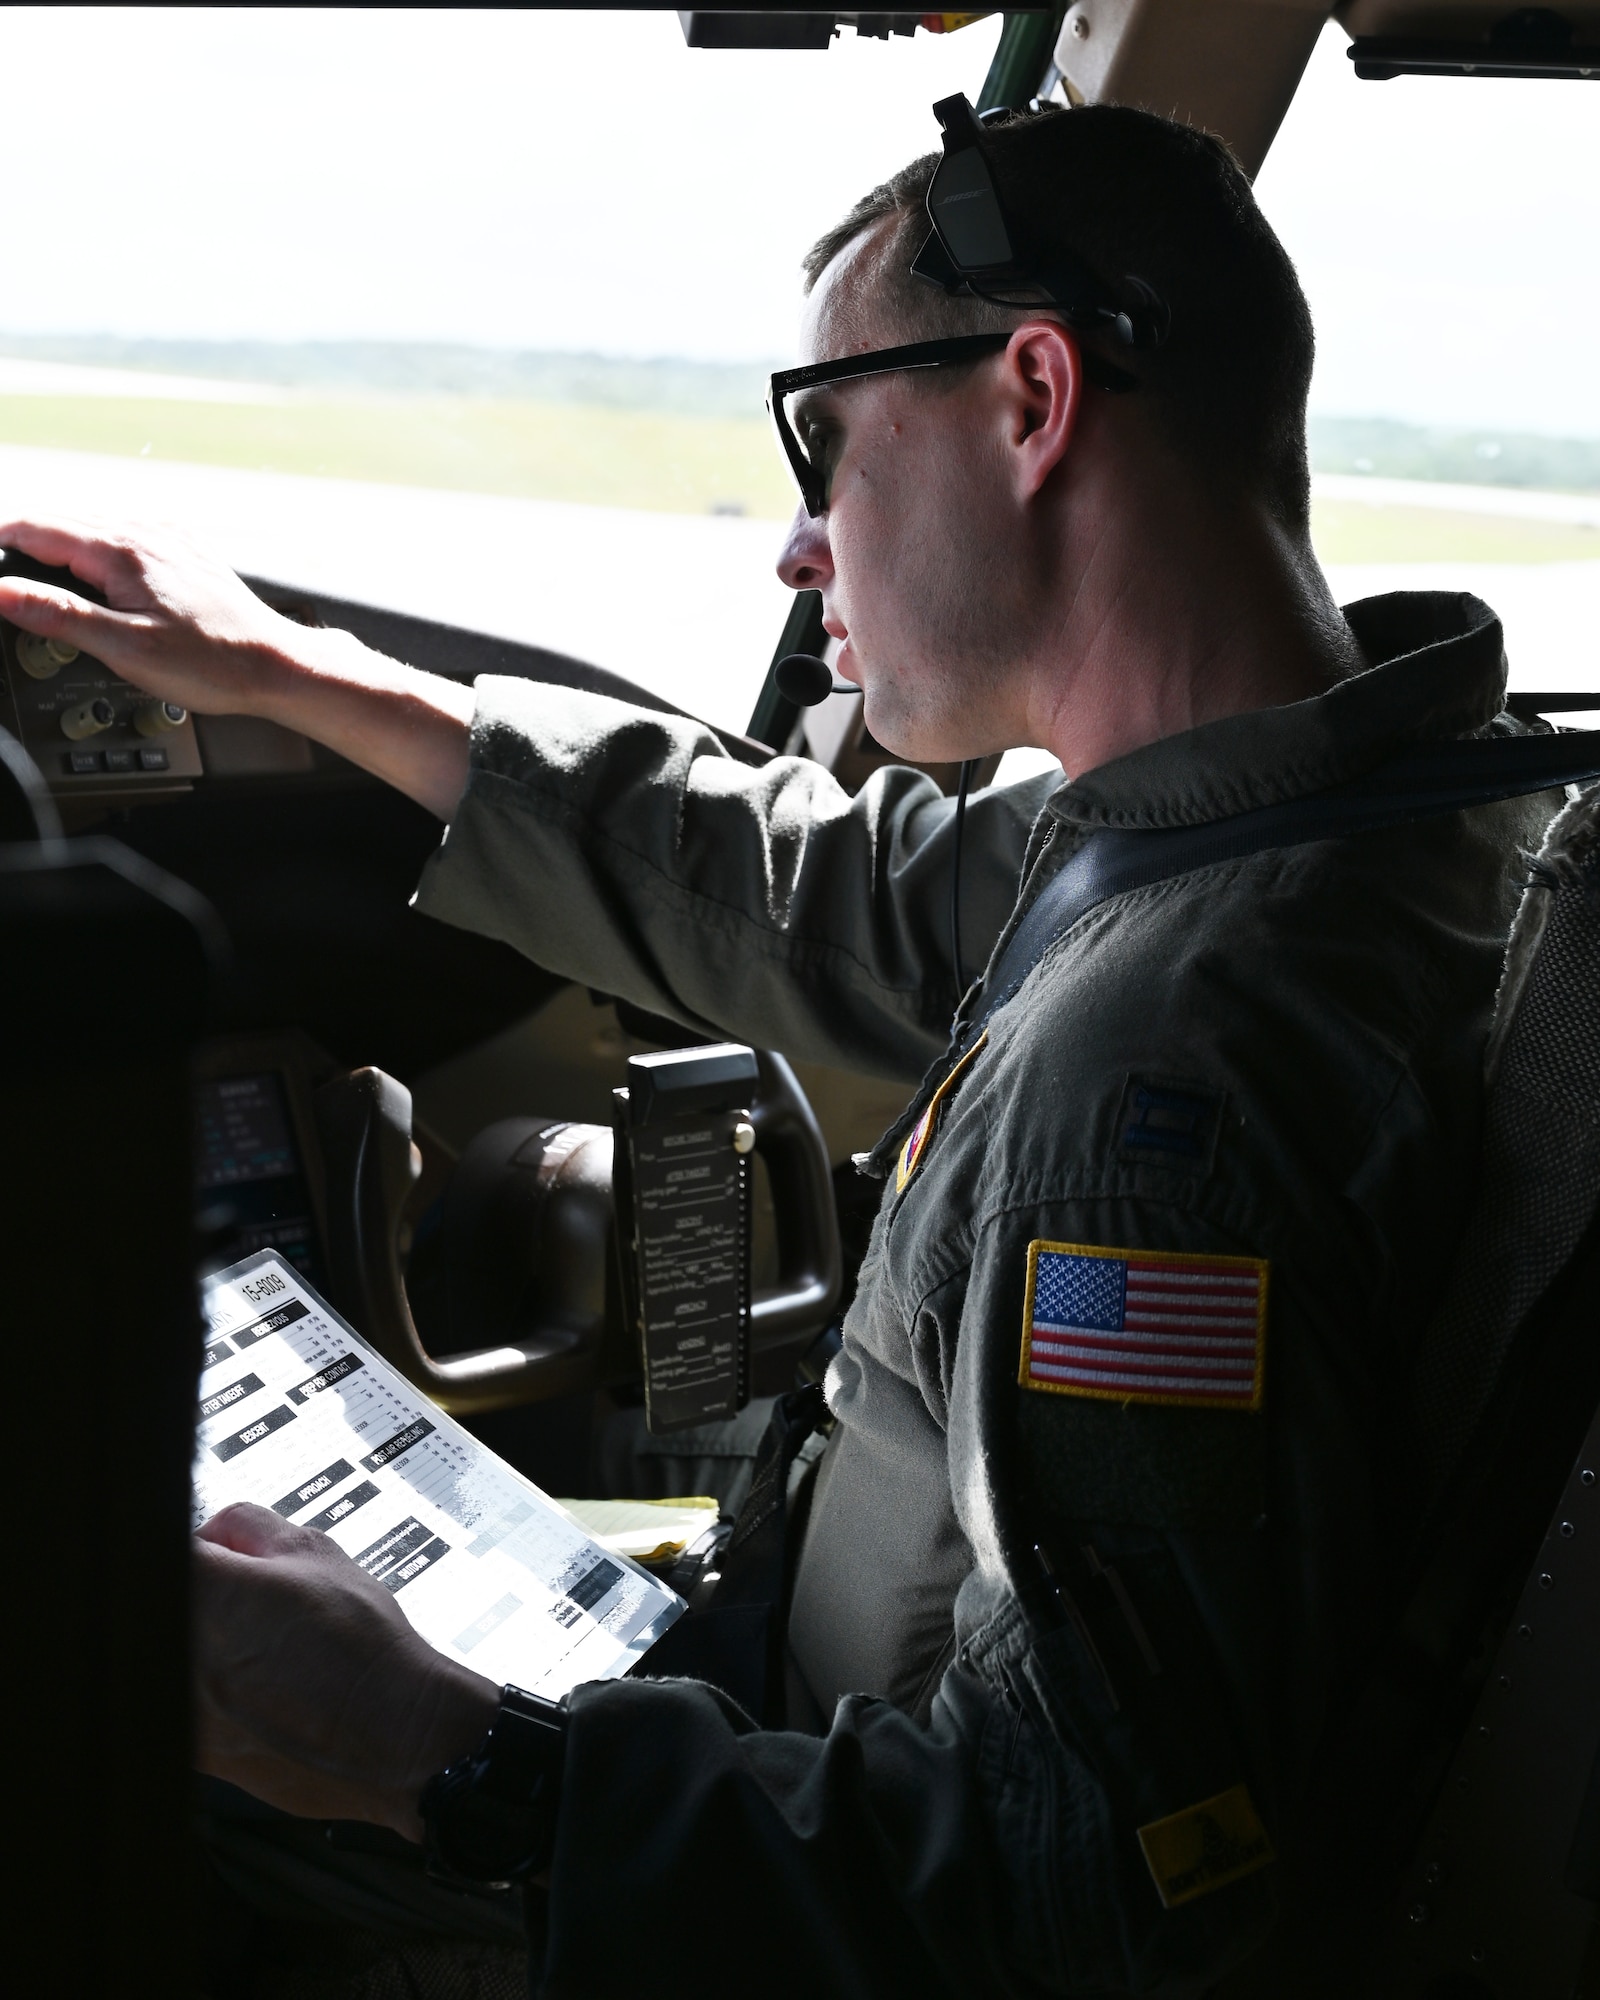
420, 1684, 568, 1889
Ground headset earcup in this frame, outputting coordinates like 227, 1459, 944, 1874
1117, 276, 1171, 350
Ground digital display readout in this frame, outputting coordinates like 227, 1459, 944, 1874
196, 1072, 297, 1190
195, 1070, 322, 1285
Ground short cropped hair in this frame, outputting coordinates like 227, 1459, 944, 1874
804, 104, 1315, 529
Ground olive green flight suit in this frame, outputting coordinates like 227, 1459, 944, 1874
414, 591, 1553, 1995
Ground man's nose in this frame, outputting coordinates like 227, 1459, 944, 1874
776, 506, 833, 592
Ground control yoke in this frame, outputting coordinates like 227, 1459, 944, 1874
314, 1051, 842, 1418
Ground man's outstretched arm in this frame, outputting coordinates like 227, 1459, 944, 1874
0, 515, 1053, 1075
0, 518, 474, 819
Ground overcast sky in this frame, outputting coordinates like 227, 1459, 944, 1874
0, 8, 1593, 437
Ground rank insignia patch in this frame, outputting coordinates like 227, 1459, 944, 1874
895, 1033, 986, 1194
1019, 1241, 1268, 1410
1137, 1784, 1275, 1909
1115, 1074, 1224, 1176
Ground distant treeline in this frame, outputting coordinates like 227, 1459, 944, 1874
1310, 415, 1600, 496
0, 337, 1595, 491
0, 334, 771, 421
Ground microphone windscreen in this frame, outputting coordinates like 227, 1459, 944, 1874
774, 653, 835, 707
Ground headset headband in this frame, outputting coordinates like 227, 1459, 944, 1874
909, 95, 1169, 352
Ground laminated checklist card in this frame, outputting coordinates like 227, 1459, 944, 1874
195, 1251, 683, 1694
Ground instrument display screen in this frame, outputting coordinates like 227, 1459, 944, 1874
195, 1071, 322, 1285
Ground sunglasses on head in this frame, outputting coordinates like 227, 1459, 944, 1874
768, 95, 1170, 518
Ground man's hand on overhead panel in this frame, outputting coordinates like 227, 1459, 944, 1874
0, 516, 475, 817
0, 515, 314, 717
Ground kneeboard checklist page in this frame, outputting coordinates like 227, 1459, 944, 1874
195, 1251, 683, 1694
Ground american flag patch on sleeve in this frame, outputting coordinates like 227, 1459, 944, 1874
1020, 1241, 1268, 1411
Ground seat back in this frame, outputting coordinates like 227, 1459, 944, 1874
1414, 779, 1600, 1498
1229, 781, 1600, 1997
1359, 780, 1600, 1993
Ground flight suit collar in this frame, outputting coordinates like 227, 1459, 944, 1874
1046, 591, 1509, 833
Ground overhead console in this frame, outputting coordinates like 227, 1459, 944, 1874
0, 550, 203, 802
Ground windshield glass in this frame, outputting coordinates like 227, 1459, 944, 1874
1255, 21, 1599, 715
0, 6, 1003, 732
0, 10, 1592, 738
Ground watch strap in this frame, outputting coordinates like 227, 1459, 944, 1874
421, 1684, 567, 1888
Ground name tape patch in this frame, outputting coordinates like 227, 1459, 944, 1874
1137, 1783, 1275, 1909
1020, 1241, 1268, 1411
896, 1032, 987, 1194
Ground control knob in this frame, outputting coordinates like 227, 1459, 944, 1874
135, 699, 188, 737
16, 633, 79, 680
60, 697, 116, 741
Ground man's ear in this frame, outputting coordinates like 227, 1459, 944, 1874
1002, 321, 1084, 501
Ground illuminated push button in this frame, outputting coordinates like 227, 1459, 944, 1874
60, 696, 116, 740
135, 698, 187, 738
16, 633, 80, 679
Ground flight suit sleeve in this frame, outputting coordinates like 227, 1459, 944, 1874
411, 676, 1053, 1081
531, 1193, 1285, 2000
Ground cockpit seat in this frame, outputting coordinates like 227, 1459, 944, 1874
1328, 773, 1600, 1993
1415, 775, 1600, 1496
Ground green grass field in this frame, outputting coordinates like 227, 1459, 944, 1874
1309, 497, 1598, 565
0, 393, 797, 519
0, 393, 1594, 563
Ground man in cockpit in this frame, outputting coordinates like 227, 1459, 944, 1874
0, 101, 1547, 1995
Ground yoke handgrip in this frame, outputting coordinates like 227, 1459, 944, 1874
315, 1054, 842, 1414
314, 1066, 611, 1415
749, 1049, 843, 1349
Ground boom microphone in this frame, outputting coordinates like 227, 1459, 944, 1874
774, 653, 857, 707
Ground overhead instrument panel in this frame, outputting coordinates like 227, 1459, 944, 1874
0, 549, 203, 801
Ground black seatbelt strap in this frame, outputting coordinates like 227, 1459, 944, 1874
964, 730, 1600, 1051
634, 1381, 827, 1723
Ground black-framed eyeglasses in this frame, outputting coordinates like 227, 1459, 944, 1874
767, 333, 1004, 519
768, 328, 1140, 519
768, 92, 1166, 519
